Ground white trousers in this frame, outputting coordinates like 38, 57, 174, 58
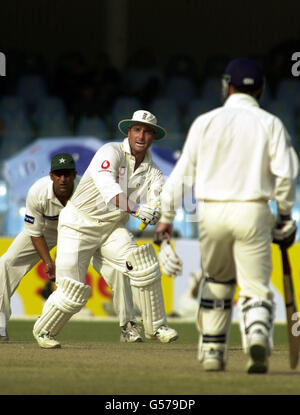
91, 261, 136, 326
0, 230, 57, 321
55, 202, 138, 325
198, 201, 275, 301
0, 215, 136, 327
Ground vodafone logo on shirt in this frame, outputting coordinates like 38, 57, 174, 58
98, 159, 112, 173
101, 160, 110, 169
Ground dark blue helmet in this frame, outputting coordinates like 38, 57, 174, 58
223, 57, 264, 90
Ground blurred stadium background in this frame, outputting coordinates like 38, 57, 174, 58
0, 0, 299, 320
0, 0, 300, 239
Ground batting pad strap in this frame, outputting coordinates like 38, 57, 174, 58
200, 299, 232, 310
239, 297, 274, 333
238, 297, 274, 352
241, 299, 273, 315
126, 243, 161, 287
197, 278, 235, 359
202, 334, 226, 344
196, 277, 235, 332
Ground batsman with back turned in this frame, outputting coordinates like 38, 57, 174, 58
156, 58, 299, 374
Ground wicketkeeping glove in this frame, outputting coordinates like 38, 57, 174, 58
272, 214, 297, 249
131, 203, 161, 226
158, 239, 183, 278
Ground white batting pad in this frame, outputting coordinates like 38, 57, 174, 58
125, 243, 161, 287
33, 277, 91, 337
197, 278, 235, 361
131, 279, 167, 336
238, 297, 274, 353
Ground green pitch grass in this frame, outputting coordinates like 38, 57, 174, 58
0, 319, 299, 395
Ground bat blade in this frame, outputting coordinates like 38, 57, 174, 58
281, 247, 300, 369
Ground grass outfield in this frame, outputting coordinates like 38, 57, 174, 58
0, 319, 300, 396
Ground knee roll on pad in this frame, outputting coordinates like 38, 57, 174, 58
238, 297, 274, 352
33, 277, 91, 337
197, 277, 235, 361
125, 243, 161, 287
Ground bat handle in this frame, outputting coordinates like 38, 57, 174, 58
139, 222, 147, 231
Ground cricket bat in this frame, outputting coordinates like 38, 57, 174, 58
280, 246, 300, 369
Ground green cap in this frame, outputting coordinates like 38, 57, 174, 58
51, 153, 76, 172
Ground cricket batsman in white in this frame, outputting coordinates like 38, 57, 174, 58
0, 152, 148, 343
156, 58, 299, 373
33, 110, 179, 348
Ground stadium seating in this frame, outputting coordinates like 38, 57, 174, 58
0, 121, 33, 161
259, 82, 272, 108
0, 96, 33, 160
265, 99, 296, 141
110, 96, 142, 139
199, 76, 223, 108
149, 97, 185, 151
0, 96, 27, 121
33, 96, 71, 137
0, 48, 299, 241
185, 98, 218, 130
276, 77, 300, 109
75, 116, 110, 140
16, 74, 47, 112
165, 76, 197, 112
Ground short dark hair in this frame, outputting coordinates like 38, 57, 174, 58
232, 84, 262, 94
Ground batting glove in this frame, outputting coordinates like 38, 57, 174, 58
158, 239, 183, 278
272, 214, 297, 249
131, 203, 161, 226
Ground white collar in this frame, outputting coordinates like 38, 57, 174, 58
47, 180, 55, 200
122, 137, 152, 164
224, 93, 260, 109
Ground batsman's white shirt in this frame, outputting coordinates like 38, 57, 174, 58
160, 93, 299, 300
71, 137, 163, 221
161, 93, 299, 221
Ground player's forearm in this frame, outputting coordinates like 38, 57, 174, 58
31, 236, 53, 265
274, 176, 296, 215
160, 193, 176, 223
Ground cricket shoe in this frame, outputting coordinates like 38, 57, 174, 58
145, 325, 178, 343
247, 330, 268, 374
120, 321, 143, 343
202, 349, 225, 372
0, 334, 9, 342
0, 326, 8, 341
33, 329, 61, 349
